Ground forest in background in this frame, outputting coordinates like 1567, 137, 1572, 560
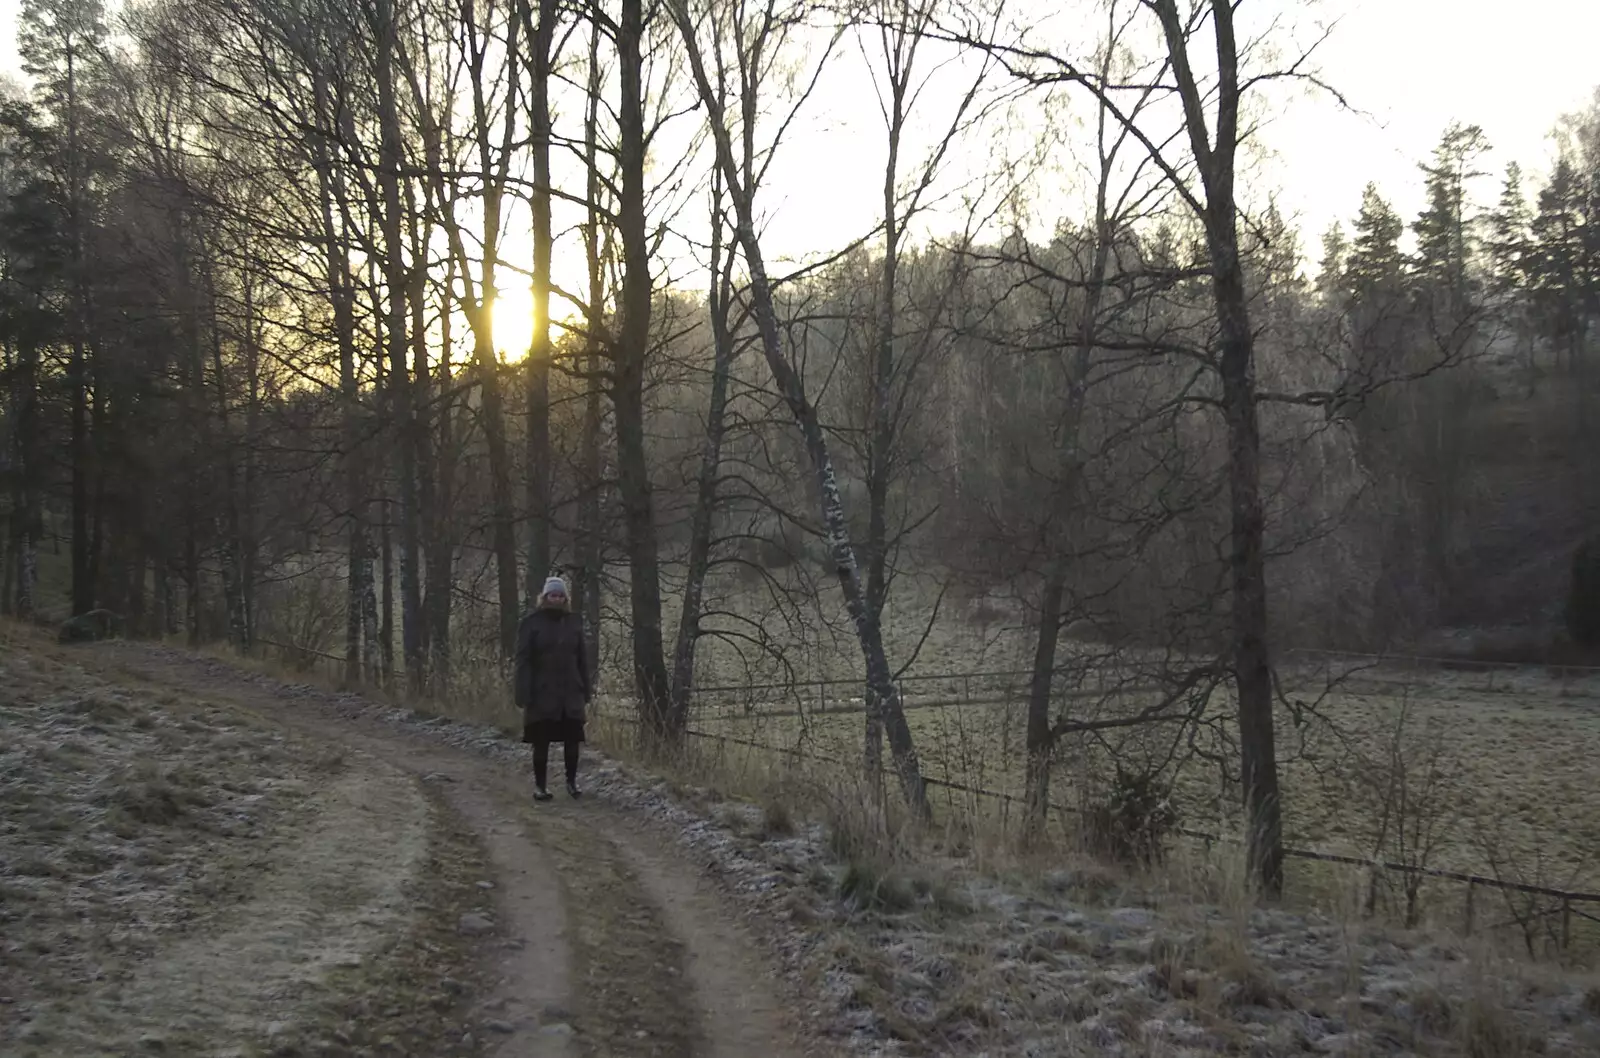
6, 0, 1600, 895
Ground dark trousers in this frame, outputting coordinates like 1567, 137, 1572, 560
532, 737, 580, 789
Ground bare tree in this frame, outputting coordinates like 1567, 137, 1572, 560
368, 0, 423, 692
668, 166, 739, 730
615, 0, 674, 738
858, 0, 997, 768
943, 0, 1318, 890
400, 0, 526, 659
667, 0, 929, 810
518, 0, 557, 600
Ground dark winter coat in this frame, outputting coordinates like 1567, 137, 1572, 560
513, 604, 591, 726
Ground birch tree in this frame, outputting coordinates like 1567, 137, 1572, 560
667, 0, 929, 809
857, 0, 997, 764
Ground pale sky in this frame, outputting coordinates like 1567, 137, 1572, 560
2, 0, 1597, 279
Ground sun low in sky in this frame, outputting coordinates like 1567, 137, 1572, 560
492, 284, 539, 362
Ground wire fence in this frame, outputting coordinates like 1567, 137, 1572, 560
611, 707, 1600, 952
248, 634, 1600, 952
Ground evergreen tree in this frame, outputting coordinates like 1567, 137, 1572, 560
1486, 162, 1538, 393
1486, 162, 1533, 297
0, 102, 65, 618
17, 0, 109, 617
1347, 183, 1406, 303
19, 1, 107, 112
1530, 154, 1590, 374
1413, 122, 1491, 312
1317, 221, 1347, 302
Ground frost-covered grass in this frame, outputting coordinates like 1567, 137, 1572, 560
49, 623, 1600, 1058
645, 572, 1600, 946
0, 622, 342, 1040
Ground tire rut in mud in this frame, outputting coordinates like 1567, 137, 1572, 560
529, 807, 700, 1058
288, 783, 500, 1058
81, 644, 815, 1058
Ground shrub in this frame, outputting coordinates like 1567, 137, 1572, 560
57, 608, 122, 644
1084, 767, 1177, 866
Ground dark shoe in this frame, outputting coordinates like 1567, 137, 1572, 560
534, 786, 553, 802
566, 781, 582, 800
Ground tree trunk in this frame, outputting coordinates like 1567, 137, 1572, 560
669, 176, 735, 730
64, 46, 94, 620
1024, 564, 1065, 845
207, 265, 248, 652
375, 0, 424, 695
669, 14, 927, 811
750, 243, 925, 812
10, 341, 40, 619
184, 528, 201, 647
381, 492, 395, 684
522, 0, 557, 605
1209, 111, 1283, 907
70, 337, 92, 616
362, 546, 381, 682
865, 74, 906, 773
153, 556, 171, 637
427, 259, 459, 689
241, 272, 262, 646
1154, 0, 1283, 897
1022, 159, 1111, 839
577, 21, 606, 688
406, 184, 437, 675
1, 347, 11, 616
87, 379, 106, 611
312, 70, 369, 684
475, 341, 521, 660
126, 551, 146, 638
617, 0, 672, 738
1203, 244, 1280, 893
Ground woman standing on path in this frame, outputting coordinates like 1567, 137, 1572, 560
514, 576, 591, 801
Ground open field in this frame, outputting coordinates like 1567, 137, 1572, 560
593, 572, 1600, 949
668, 673, 1600, 891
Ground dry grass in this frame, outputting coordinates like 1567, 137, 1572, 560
227, 559, 1600, 929
0, 621, 345, 1046
582, 694, 1600, 1056
224, 577, 1600, 961
49, 621, 1600, 1057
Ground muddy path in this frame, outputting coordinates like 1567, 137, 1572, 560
90, 643, 819, 1058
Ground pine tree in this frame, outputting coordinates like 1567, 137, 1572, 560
1346, 183, 1406, 303
1317, 221, 1347, 302
18, 0, 108, 618
1486, 162, 1532, 297
1413, 122, 1491, 312
1487, 162, 1537, 392
1530, 155, 1589, 374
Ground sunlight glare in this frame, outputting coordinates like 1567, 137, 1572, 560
493, 284, 537, 362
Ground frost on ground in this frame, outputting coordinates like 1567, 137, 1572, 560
0, 634, 458, 1057
129, 646, 1600, 1058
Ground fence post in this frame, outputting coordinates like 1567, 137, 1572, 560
1464, 880, 1475, 936
1561, 897, 1572, 951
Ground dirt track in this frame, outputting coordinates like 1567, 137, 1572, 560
7, 639, 817, 1058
